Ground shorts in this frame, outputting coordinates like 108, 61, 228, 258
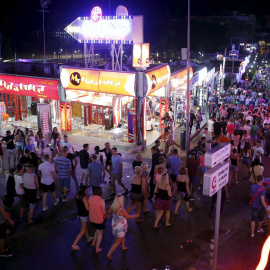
41, 182, 55, 193
0, 223, 6, 239
251, 135, 257, 141
37, 141, 45, 149
16, 145, 24, 150
111, 173, 123, 185
59, 178, 70, 188
91, 219, 106, 230
78, 216, 89, 223
231, 165, 238, 172
251, 207, 265, 222
6, 149, 16, 158
177, 113, 181, 119
242, 157, 250, 165
18, 194, 26, 208
24, 188, 37, 205
199, 166, 208, 173
170, 174, 177, 182
189, 176, 199, 186
129, 192, 143, 202
82, 168, 88, 175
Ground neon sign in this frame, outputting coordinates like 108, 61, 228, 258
91, 6, 102, 23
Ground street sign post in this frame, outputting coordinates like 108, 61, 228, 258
204, 143, 230, 168
204, 144, 230, 270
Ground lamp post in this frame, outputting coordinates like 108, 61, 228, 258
185, 0, 190, 155
40, 0, 51, 63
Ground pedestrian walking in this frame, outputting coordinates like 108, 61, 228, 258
77, 144, 90, 186
106, 195, 138, 260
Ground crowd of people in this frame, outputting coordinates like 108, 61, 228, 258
1, 77, 270, 259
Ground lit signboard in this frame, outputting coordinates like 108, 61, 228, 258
133, 43, 150, 69
170, 67, 193, 94
61, 67, 136, 96
145, 65, 171, 96
0, 74, 59, 100
65, 6, 143, 44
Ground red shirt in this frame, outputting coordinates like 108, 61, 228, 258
226, 123, 235, 135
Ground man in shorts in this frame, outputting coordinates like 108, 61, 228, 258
54, 149, 71, 202
250, 175, 269, 237
0, 198, 14, 257
38, 154, 59, 211
110, 147, 128, 197
77, 144, 90, 186
2, 130, 16, 169
168, 149, 181, 198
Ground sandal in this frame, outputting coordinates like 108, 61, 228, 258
166, 223, 171, 227
122, 247, 129, 252
87, 237, 93, 243
107, 255, 113, 260
136, 219, 143, 223
95, 248, 102, 254
153, 225, 159, 230
72, 245, 80, 251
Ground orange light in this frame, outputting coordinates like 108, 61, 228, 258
256, 236, 270, 270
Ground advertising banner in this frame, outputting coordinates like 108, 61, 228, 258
140, 99, 146, 141
0, 74, 59, 100
145, 65, 171, 96
60, 102, 72, 132
112, 97, 122, 128
128, 109, 136, 143
61, 68, 136, 96
170, 67, 193, 95
133, 43, 150, 69
159, 98, 168, 128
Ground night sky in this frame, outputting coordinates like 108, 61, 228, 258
0, 0, 269, 56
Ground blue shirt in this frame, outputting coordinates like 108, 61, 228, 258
24, 144, 35, 153
250, 184, 266, 209
88, 161, 104, 186
55, 157, 71, 178
263, 178, 270, 188
168, 155, 181, 176
111, 154, 123, 174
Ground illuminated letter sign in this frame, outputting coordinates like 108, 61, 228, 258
60, 102, 72, 131
65, 11, 143, 44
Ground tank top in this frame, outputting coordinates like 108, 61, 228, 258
243, 151, 250, 158
157, 187, 170, 200
16, 136, 25, 146
76, 197, 89, 217
23, 173, 36, 190
89, 196, 104, 224
131, 183, 142, 194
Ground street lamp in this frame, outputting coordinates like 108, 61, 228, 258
40, 0, 51, 63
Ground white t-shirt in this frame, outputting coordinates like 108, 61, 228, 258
263, 119, 270, 125
61, 141, 73, 153
14, 175, 24, 195
203, 133, 212, 149
23, 173, 37, 190
243, 125, 251, 135
246, 115, 253, 124
38, 162, 55, 185
207, 120, 214, 133
253, 146, 264, 162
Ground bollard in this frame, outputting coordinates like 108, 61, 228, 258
209, 238, 214, 266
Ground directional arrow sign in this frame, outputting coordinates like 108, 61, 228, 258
64, 15, 143, 44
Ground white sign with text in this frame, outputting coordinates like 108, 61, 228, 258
203, 161, 230, 197
204, 143, 230, 168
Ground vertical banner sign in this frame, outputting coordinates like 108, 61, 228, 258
140, 99, 147, 141
42, 112, 49, 134
159, 98, 168, 128
128, 110, 136, 143
60, 102, 67, 131
66, 102, 72, 131
113, 97, 122, 128
60, 102, 72, 131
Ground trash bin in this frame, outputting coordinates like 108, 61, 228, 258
180, 129, 186, 150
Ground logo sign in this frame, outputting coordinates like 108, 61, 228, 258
61, 67, 136, 96
132, 43, 150, 69
60, 102, 72, 132
0, 74, 59, 100
170, 67, 193, 94
70, 72, 81, 86
203, 161, 229, 197
245, 77, 249, 81
128, 110, 136, 143
204, 143, 231, 168
159, 98, 168, 128
91, 6, 102, 23
65, 12, 143, 44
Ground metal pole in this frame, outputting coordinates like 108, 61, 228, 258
42, 8, 46, 63
213, 189, 222, 270
220, 48, 227, 92
185, 0, 190, 155
173, 90, 176, 141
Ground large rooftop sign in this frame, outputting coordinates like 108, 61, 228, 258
65, 6, 143, 44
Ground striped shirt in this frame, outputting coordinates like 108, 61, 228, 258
55, 157, 71, 178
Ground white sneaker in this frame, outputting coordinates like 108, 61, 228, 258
257, 229, 264, 233
54, 198, 59, 206
43, 206, 48, 212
